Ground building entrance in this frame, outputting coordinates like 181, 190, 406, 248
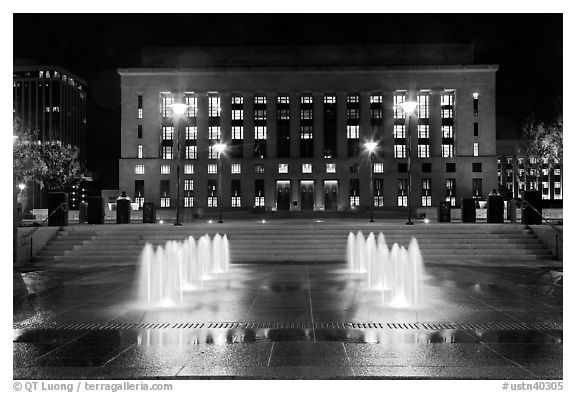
300, 180, 314, 211
276, 180, 291, 211
324, 180, 338, 211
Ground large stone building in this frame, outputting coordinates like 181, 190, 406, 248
13, 64, 88, 211
118, 45, 498, 218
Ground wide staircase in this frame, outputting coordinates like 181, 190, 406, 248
32, 220, 560, 270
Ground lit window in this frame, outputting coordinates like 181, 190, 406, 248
209, 126, 221, 140
324, 95, 336, 104
231, 196, 241, 208
302, 163, 312, 174
232, 126, 244, 139
185, 95, 197, 117
394, 145, 406, 159
326, 163, 336, 173
255, 126, 267, 140
185, 145, 197, 160
422, 178, 432, 207
161, 165, 170, 174
39, 71, 44, 78
135, 165, 145, 175
231, 163, 241, 174
370, 95, 382, 104
278, 95, 290, 104
137, 144, 143, 158
347, 125, 359, 139
161, 95, 174, 118
418, 145, 429, 158
162, 146, 173, 160
255, 164, 265, 174
300, 126, 313, 139
138, 94, 143, 118
445, 178, 456, 207
300, 109, 313, 120
209, 96, 221, 117
442, 126, 453, 138
393, 91, 406, 119
473, 93, 479, 116
186, 126, 197, 140
232, 109, 243, 120
417, 93, 430, 118
278, 109, 290, 120
208, 164, 218, 174
162, 127, 174, 140
209, 145, 219, 159
184, 179, 193, 191
278, 163, 289, 174
442, 144, 454, 158
417, 125, 429, 138
255, 95, 267, 105
184, 197, 194, 207
393, 125, 405, 139
184, 164, 194, 174
474, 142, 479, 157
397, 179, 408, 207
255, 109, 267, 120
347, 95, 359, 103
232, 96, 244, 105
347, 108, 359, 120
160, 197, 170, 208
373, 163, 384, 173
301, 95, 313, 104
52, 106, 59, 112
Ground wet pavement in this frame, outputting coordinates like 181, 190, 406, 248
14, 262, 562, 379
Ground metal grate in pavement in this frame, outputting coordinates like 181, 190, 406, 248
13, 320, 562, 331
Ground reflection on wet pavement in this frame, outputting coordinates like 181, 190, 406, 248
13, 263, 562, 379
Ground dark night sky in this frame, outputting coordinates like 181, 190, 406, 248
13, 13, 563, 190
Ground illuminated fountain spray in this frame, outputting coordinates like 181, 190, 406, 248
347, 231, 424, 307
138, 234, 230, 307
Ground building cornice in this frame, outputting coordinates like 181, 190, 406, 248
118, 64, 499, 76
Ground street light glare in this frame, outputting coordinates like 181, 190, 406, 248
399, 101, 419, 114
365, 141, 377, 152
18, 183, 26, 190
170, 103, 189, 115
214, 143, 227, 154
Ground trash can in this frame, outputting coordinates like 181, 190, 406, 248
48, 192, 69, 227
487, 195, 504, 223
143, 202, 155, 223
78, 202, 88, 224
116, 199, 131, 224
461, 198, 476, 223
438, 201, 451, 222
507, 199, 518, 223
87, 196, 104, 224
522, 190, 542, 225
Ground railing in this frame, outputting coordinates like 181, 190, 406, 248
522, 199, 562, 259
20, 202, 67, 261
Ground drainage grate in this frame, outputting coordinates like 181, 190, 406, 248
13, 320, 562, 331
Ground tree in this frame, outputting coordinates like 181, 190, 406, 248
13, 117, 85, 192
517, 114, 563, 191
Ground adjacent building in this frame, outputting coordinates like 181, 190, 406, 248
118, 45, 498, 218
13, 65, 88, 210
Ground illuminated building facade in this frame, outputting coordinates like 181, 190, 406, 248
13, 65, 88, 210
118, 45, 498, 217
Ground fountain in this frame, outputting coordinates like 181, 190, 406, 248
347, 231, 424, 307
137, 234, 231, 307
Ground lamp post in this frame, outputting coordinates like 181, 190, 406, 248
364, 141, 377, 223
170, 103, 189, 226
214, 142, 227, 223
399, 101, 419, 225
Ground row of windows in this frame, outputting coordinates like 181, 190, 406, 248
132, 177, 476, 209
133, 161, 483, 175
138, 90, 467, 119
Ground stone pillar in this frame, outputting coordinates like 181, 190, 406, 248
243, 93, 255, 159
